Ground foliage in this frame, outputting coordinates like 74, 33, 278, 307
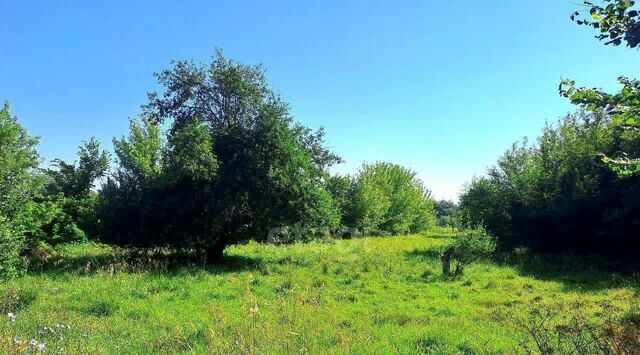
441, 226, 496, 276
435, 200, 458, 228
562, 0, 640, 175
459, 112, 640, 256
0, 102, 42, 278
38, 139, 109, 245
31, 193, 102, 246
45, 138, 109, 198
571, 0, 640, 48
97, 118, 166, 246
560, 77, 640, 175
99, 52, 341, 260
0, 217, 23, 279
352, 162, 436, 235
325, 174, 357, 227
163, 118, 218, 182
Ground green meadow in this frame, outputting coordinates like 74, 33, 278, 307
1, 231, 635, 354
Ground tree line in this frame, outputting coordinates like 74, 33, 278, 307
1, 0, 639, 279
0, 52, 437, 278
458, 0, 640, 259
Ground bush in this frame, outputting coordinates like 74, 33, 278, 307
441, 226, 496, 276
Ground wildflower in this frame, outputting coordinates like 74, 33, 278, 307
13, 335, 21, 343
37, 343, 45, 352
7, 312, 15, 322
30, 339, 37, 346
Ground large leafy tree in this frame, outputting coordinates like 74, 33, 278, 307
100, 51, 340, 261
0, 102, 42, 277
561, 0, 640, 175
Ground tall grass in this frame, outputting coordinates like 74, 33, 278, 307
0, 232, 636, 353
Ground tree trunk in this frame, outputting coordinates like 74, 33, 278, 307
205, 243, 226, 264
454, 262, 463, 276
441, 247, 454, 275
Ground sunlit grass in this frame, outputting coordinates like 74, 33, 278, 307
0, 232, 636, 353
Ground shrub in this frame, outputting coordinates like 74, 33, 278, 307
441, 226, 496, 276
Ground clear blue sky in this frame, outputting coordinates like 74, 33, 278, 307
2, 1, 639, 201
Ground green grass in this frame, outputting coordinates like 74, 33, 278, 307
0, 232, 636, 354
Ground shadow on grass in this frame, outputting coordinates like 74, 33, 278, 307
405, 247, 638, 292
425, 233, 456, 240
27, 247, 266, 277
496, 253, 639, 292
405, 249, 443, 262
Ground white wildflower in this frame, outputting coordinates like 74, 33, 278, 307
7, 312, 15, 322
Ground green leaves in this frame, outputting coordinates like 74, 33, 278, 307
572, 0, 640, 48
352, 162, 436, 235
560, 76, 640, 175
46, 138, 110, 198
0, 102, 43, 278
99, 52, 342, 253
564, 1, 640, 174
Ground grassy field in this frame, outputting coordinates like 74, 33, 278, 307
0, 231, 637, 354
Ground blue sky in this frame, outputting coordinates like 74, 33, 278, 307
2, 1, 639, 201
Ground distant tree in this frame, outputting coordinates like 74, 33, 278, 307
40, 138, 109, 244
46, 138, 110, 198
100, 51, 340, 261
0, 102, 42, 277
562, 0, 640, 175
326, 174, 357, 227
435, 200, 458, 228
352, 162, 436, 235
